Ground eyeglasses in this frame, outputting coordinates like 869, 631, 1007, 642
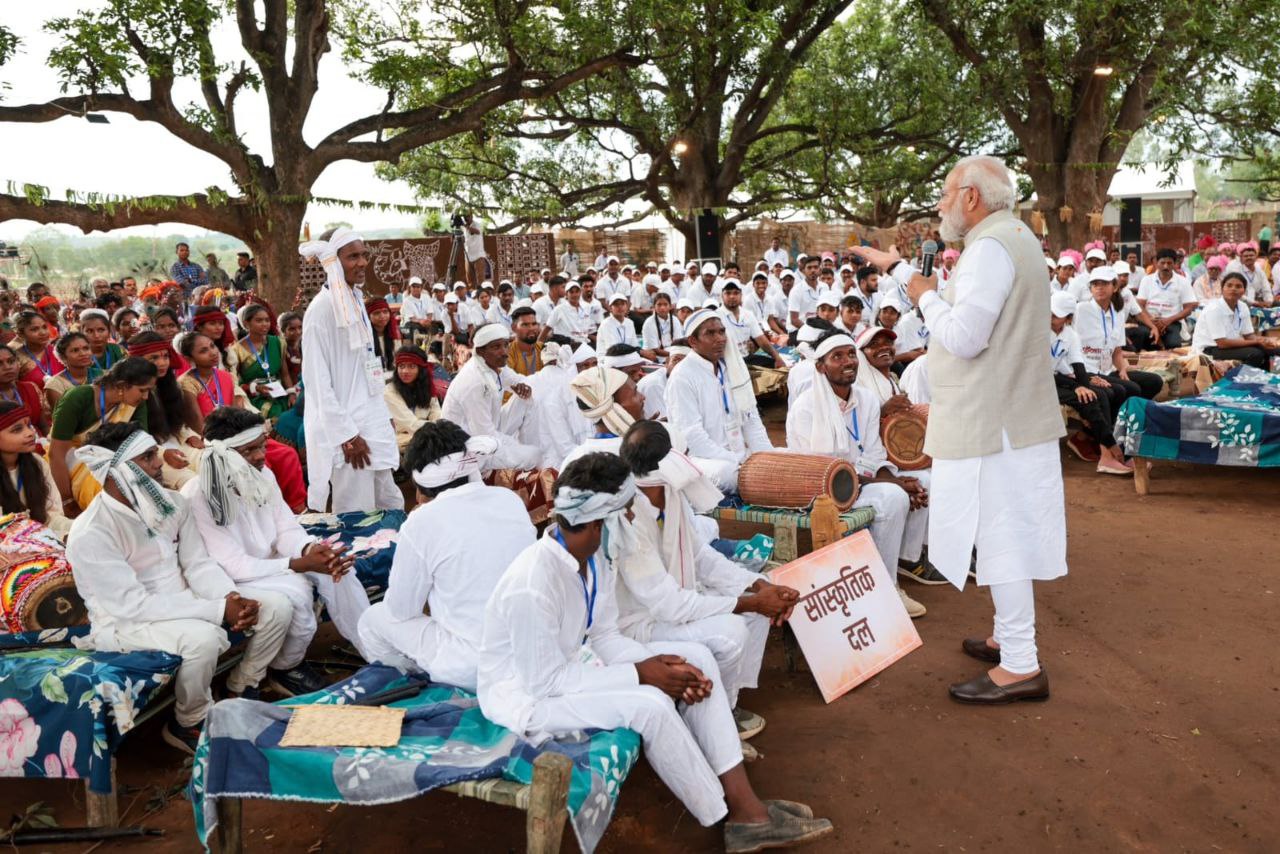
940, 184, 975, 202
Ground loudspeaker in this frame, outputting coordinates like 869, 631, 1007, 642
1119, 197, 1141, 243
695, 209, 721, 260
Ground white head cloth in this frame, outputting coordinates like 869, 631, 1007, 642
631, 427, 724, 588
686, 309, 755, 412
572, 343, 598, 365
197, 425, 271, 526
473, 324, 510, 349
78, 430, 177, 537
79, 308, 110, 325
554, 474, 638, 561
602, 351, 644, 370
412, 435, 497, 490
298, 227, 370, 350
808, 337, 860, 457
570, 366, 635, 437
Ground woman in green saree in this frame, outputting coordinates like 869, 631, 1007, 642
232, 303, 295, 419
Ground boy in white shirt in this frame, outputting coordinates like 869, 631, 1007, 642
477, 453, 832, 850
718, 279, 786, 368
1136, 248, 1198, 349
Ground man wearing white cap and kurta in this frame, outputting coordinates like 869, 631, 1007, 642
299, 227, 401, 513
855, 155, 1067, 704
439, 323, 540, 471
666, 309, 773, 491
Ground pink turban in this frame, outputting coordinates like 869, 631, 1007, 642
1206, 255, 1227, 270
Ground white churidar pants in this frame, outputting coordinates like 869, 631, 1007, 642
646, 612, 769, 708
357, 602, 483, 692
239, 570, 372, 670
329, 466, 402, 514
990, 579, 1039, 674
105, 590, 292, 726
854, 481, 918, 587
525, 641, 741, 827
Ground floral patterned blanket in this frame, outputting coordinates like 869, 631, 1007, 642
190, 665, 640, 853
1115, 366, 1280, 466
0, 628, 179, 793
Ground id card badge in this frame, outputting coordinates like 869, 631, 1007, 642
726, 415, 746, 454
578, 642, 605, 668
364, 352, 385, 393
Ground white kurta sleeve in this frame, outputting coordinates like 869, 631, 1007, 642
855, 396, 896, 478
67, 518, 226, 626
693, 541, 760, 597
587, 566, 655, 666
186, 486, 291, 581
667, 372, 738, 466
916, 239, 1014, 360
785, 390, 815, 451
381, 533, 435, 623
617, 542, 738, 626
174, 500, 239, 600
301, 304, 360, 446
507, 587, 640, 698
742, 408, 774, 453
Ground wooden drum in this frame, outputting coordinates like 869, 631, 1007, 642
882, 403, 931, 471
738, 452, 859, 512
1, 555, 87, 634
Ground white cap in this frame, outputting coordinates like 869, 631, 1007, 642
1085, 248, 1107, 262
444, 293, 459, 304
607, 255, 619, 264
512, 298, 534, 309
473, 324, 510, 348
408, 276, 423, 286
608, 293, 629, 305
1056, 255, 1076, 268
1050, 292, 1077, 318
565, 280, 582, 291
855, 326, 896, 349
642, 273, 662, 288
659, 263, 671, 273
817, 292, 842, 308
431, 282, 446, 291
779, 269, 796, 280
701, 262, 718, 276
1088, 265, 1117, 283
676, 297, 696, 310
480, 280, 494, 290
670, 268, 686, 277
572, 343, 597, 365
702, 298, 719, 309
603, 351, 648, 370
1112, 261, 1132, 275
1045, 257, 1057, 270
530, 282, 546, 295
453, 280, 467, 290
540, 267, 551, 275
645, 260, 658, 268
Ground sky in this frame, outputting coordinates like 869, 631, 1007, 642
0, 2, 425, 243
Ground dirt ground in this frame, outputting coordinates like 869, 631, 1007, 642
4, 405, 1279, 852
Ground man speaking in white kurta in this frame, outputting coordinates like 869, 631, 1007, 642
300, 228, 401, 514
855, 155, 1067, 705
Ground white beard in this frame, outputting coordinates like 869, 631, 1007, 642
939, 205, 968, 243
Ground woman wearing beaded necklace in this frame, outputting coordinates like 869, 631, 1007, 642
232, 303, 294, 419
8, 311, 64, 388
44, 332, 96, 411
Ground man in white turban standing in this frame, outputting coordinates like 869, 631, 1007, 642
439, 323, 540, 470
855, 155, 1067, 704
299, 227, 400, 513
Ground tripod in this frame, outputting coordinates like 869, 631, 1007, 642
444, 226, 466, 286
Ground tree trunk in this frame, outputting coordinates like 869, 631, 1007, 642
248, 203, 306, 309
1027, 160, 1112, 253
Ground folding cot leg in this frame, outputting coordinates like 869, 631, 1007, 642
809, 496, 841, 551
1134, 459, 1151, 496
214, 797, 244, 854
526, 752, 573, 854
84, 758, 119, 827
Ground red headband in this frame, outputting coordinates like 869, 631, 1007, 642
394, 351, 430, 369
0, 405, 31, 432
127, 339, 171, 356
36, 296, 60, 310
193, 306, 224, 321
365, 298, 390, 315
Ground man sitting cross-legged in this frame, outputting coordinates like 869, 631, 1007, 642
617, 420, 799, 745
66, 423, 292, 754
358, 420, 535, 690
182, 406, 373, 697
478, 453, 833, 852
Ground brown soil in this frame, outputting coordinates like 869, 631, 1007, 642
4, 404, 1278, 852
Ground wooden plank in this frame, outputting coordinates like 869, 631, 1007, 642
214, 797, 244, 854
84, 758, 119, 827
526, 752, 573, 854
809, 496, 841, 551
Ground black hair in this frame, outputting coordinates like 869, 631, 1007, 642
497, 282, 514, 295
204, 406, 264, 441
620, 420, 670, 477
175, 242, 189, 250
95, 293, 122, 313
840, 295, 864, 310
1156, 247, 1178, 262
151, 307, 180, 328
112, 307, 139, 329
671, 336, 689, 348
1220, 271, 1248, 289
604, 343, 639, 358
403, 419, 471, 498
54, 331, 89, 359
0, 401, 49, 523
178, 330, 211, 360
804, 317, 836, 332
84, 421, 142, 452
548, 275, 568, 289
15, 310, 45, 336
554, 452, 631, 533
856, 265, 880, 283
547, 333, 574, 347
720, 279, 741, 291
511, 306, 537, 323
97, 356, 157, 390
239, 304, 269, 326
278, 310, 302, 331
126, 332, 184, 441
391, 346, 437, 410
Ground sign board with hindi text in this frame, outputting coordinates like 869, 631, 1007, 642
769, 530, 922, 703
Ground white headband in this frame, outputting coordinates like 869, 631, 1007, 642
198, 425, 271, 526
554, 476, 639, 561
814, 333, 856, 360
667, 345, 692, 358
78, 431, 177, 537
683, 308, 719, 337
602, 352, 644, 369
412, 435, 497, 489
473, 324, 510, 348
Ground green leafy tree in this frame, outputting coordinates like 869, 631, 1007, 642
917, 0, 1277, 250
0, 0, 642, 305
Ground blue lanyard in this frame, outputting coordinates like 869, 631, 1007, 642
98, 385, 110, 425
846, 407, 862, 452
23, 346, 53, 377
13, 467, 23, 497
1050, 339, 1063, 359
0, 387, 18, 404
1229, 303, 1244, 335
244, 336, 271, 373
92, 348, 114, 372
552, 530, 597, 635
715, 360, 731, 414
59, 370, 84, 387
196, 370, 225, 406
594, 431, 617, 439
1101, 306, 1117, 342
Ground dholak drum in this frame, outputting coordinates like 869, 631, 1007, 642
1, 555, 87, 634
737, 452, 858, 511
882, 404, 931, 471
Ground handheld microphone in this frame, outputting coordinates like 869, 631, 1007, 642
920, 239, 939, 278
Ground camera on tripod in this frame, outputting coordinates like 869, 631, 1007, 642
449, 212, 466, 234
